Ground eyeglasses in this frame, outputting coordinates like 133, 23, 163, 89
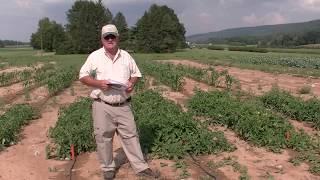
104, 34, 116, 40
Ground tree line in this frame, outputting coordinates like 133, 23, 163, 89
30, 0, 186, 54
0, 40, 29, 48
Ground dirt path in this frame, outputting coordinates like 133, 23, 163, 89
289, 120, 320, 137
162, 59, 320, 98
12, 86, 49, 105
0, 81, 25, 103
209, 126, 319, 180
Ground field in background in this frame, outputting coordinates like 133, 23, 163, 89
0, 47, 320, 179
2, 47, 320, 76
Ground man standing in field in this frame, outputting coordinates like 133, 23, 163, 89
79, 24, 155, 180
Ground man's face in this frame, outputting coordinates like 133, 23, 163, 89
102, 34, 119, 50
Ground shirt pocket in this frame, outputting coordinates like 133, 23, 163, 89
120, 65, 130, 80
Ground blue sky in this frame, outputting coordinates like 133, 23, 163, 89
1, 0, 320, 42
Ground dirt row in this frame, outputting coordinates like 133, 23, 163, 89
160, 59, 320, 99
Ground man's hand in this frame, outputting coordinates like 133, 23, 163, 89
126, 81, 134, 93
99, 80, 110, 91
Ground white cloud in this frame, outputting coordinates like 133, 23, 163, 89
105, 0, 152, 4
242, 12, 286, 26
2, 0, 320, 41
219, 0, 243, 5
43, 0, 68, 3
15, 0, 33, 8
298, 0, 320, 11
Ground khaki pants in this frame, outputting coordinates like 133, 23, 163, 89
92, 101, 149, 173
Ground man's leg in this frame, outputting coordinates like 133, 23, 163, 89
114, 104, 149, 173
92, 101, 117, 172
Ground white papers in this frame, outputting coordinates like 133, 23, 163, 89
107, 79, 128, 91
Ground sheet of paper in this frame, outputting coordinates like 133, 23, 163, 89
107, 79, 128, 91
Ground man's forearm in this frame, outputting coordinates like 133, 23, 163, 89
129, 77, 140, 86
80, 76, 101, 88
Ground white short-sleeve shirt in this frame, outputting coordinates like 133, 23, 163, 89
79, 48, 142, 103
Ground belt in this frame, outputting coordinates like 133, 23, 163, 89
94, 97, 131, 107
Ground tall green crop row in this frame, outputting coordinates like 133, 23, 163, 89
175, 64, 207, 82
261, 88, 320, 129
139, 60, 235, 91
232, 54, 320, 69
139, 61, 184, 91
174, 64, 236, 89
0, 70, 32, 86
49, 98, 96, 158
32, 63, 56, 84
0, 104, 37, 150
46, 67, 78, 95
188, 90, 312, 152
132, 90, 234, 159
23, 66, 78, 95
0, 63, 56, 87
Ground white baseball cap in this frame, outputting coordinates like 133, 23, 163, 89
101, 24, 119, 37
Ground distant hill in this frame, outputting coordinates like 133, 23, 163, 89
187, 19, 320, 43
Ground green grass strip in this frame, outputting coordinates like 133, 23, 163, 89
0, 104, 37, 150
188, 90, 312, 152
261, 88, 320, 129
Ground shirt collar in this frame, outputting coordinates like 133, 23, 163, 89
104, 48, 121, 62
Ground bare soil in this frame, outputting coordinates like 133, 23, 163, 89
0, 81, 25, 103
289, 120, 320, 137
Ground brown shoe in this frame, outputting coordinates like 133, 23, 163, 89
103, 170, 115, 180
137, 168, 158, 178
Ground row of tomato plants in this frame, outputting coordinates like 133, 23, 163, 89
48, 98, 95, 158
261, 88, 320, 129
228, 53, 320, 69
174, 63, 236, 89
138, 60, 235, 91
141, 61, 320, 174
49, 89, 234, 159
0, 63, 54, 87
166, 62, 320, 130
0, 104, 38, 150
0, 63, 77, 98
138, 61, 184, 91
23, 66, 78, 95
187, 90, 320, 174
188, 90, 313, 152
0, 66, 78, 151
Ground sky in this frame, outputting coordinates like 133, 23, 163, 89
1, 0, 320, 42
